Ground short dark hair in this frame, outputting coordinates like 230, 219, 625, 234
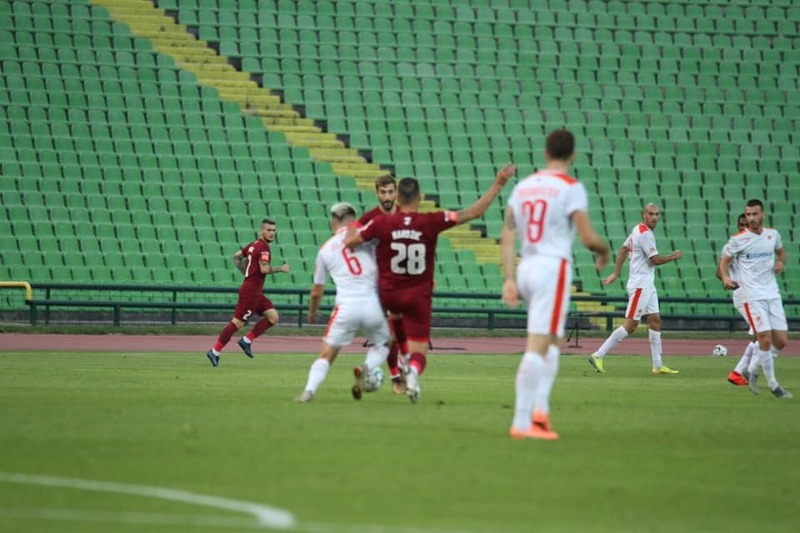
261, 218, 276, 226
745, 199, 764, 210
397, 177, 420, 204
545, 129, 575, 160
374, 174, 396, 190
737, 213, 747, 222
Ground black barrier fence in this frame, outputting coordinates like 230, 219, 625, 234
3, 282, 798, 333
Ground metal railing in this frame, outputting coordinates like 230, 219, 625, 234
4, 282, 797, 331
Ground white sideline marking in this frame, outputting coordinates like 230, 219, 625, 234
0, 472, 295, 529
0, 507, 266, 529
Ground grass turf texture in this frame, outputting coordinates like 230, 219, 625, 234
0, 352, 798, 532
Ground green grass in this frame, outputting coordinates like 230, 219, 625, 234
0, 352, 798, 532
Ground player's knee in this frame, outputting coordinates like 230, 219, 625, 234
773, 336, 788, 350
231, 318, 244, 329
266, 309, 279, 324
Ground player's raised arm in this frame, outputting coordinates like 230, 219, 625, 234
344, 222, 366, 250
456, 164, 516, 224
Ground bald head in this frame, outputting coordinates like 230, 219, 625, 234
642, 203, 660, 229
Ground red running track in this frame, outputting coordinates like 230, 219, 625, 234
1, 334, 796, 356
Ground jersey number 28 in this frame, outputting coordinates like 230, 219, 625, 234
390, 243, 425, 275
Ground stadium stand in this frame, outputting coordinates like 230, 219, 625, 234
1, 0, 798, 318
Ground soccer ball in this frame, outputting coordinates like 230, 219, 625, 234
713, 344, 728, 357
364, 367, 384, 392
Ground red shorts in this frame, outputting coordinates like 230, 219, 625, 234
379, 287, 432, 343
233, 289, 274, 322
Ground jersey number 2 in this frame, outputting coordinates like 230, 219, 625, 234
390, 243, 425, 275
523, 199, 548, 243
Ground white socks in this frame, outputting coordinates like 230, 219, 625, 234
735, 341, 757, 374
759, 349, 779, 390
365, 344, 389, 371
535, 346, 560, 417
512, 351, 545, 430
649, 330, 663, 368
595, 326, 629, 358
304, 358, 330, 394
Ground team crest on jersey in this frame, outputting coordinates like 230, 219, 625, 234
404, 216, 411, 225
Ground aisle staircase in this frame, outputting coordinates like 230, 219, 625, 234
90, 0, 496, 264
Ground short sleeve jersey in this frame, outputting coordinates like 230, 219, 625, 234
723, 228, 782, 301
359, 210, 458, 293
239, 239, 270, 294
507, 170, 588, 261
313, 228, 379, 304
624, 224, 659, 289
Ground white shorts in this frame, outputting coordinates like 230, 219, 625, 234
625, 286, 659, 321
517, 256, 572, 337
323, 297, 391, 349
741, 298, 788, 334
732, 291, 755, 336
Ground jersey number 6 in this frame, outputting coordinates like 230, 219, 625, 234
341, 247, 363, 275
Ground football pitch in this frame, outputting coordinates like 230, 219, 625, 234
1, 351, 798, 533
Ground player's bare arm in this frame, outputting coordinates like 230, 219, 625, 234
648, 250, 682, 266
718, 255, 738, 290
500, 206, 519, 308
344, 224, 364, 250
572, 211, 610, 271
260, 261, 290, 275
602, 245, 628, 286
775, 247, 786, 273
456, 164, 516, 224
307, 284, 325, 323
233, 250, 246, 275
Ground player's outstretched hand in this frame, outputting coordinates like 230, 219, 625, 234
495, 164, 516, 186
595, 249, 610, 271
502, 278, 519, 308
280, 262, 290, 273
601, 272, 618, 286
672, 250, 682, 261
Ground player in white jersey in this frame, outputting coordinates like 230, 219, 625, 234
295, 203, 391, 403
588, 203, 682, 374
502, 130, 610, 441
719, 199, 791, 398
717, 213, 759, 386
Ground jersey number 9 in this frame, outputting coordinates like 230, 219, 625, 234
523, 199, 548, 244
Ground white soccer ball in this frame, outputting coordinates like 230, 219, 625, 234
364, 367, 384, 392
713, 344, 728, 357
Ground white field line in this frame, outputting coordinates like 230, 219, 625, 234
0, 472, 295, 529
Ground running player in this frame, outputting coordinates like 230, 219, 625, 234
358, 174, 407, 394
296, 203, 391, 402
717, 213, 758, 386
588, 204, 682, 374
205, 218, 289, 366
345, 164, 517, 403
719, 199, 791, 398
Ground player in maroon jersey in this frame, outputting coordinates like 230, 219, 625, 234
357, 174, 407, 394
345, 164, 516, 402
206, 218, 290, 366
